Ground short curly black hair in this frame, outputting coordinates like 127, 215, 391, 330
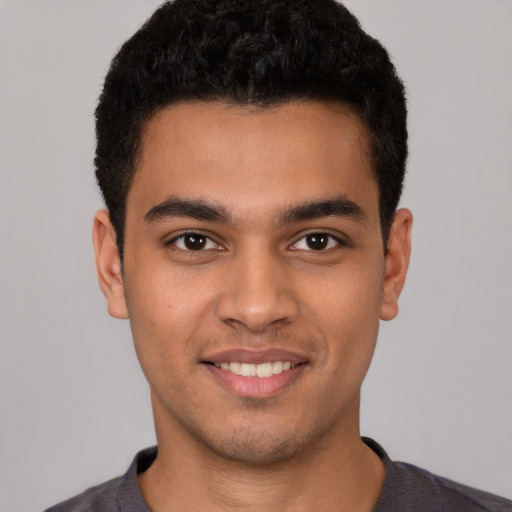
95, 0, 407, 259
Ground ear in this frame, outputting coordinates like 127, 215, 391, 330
92, 209, 128, 319
380, 208, 413, 321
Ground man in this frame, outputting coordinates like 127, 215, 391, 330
45, 0, 512, 510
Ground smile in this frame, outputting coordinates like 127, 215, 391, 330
213, 361, 296, 377
202, 349, 308, 397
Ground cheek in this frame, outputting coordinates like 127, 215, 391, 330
304, 259, 384, 362
126, 254, 214, 320
123, 263, 215, 371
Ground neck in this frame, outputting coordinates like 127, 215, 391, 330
139, 398, 385, 512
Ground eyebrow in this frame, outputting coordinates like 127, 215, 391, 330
145, 196, 229, 223
278, 195, 366, 225
144, 194, 365, 225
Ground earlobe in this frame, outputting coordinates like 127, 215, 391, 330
380, 208, 413, 321
92, 209, 129, 319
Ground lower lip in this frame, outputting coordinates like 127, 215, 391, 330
203, 364, 306, 398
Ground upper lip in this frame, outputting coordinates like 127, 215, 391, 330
202, 348, 308, 365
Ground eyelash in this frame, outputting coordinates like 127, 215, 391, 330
290, 232, 345, 251
166, 231, 345, 252
166, 232, 222, 252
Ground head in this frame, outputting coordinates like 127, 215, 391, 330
95, 0, 407, 260
93, 0, 412, 466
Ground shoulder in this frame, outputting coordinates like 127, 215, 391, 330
43, 476, 121, 512
43, 446, 156, 512
382, 460, 512, 512
363, 438, 512, 512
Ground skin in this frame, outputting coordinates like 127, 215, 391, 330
93, 101, 412, 511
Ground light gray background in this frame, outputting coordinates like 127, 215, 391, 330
1, 1, 511, 510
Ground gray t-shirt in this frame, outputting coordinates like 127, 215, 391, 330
45, 438, 512, 511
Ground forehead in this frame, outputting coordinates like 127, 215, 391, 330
128, 101, 378, 223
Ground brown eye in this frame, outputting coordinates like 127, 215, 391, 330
183, 234, 207, 250
305, 233, 329, 250
290, 232, 342, 251
170, 233, 219, 251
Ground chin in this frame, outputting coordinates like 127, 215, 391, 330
189, 414, 329, 466
205, 431, 304, 465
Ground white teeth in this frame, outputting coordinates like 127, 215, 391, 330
229, 361, 242, 375
256, 362, 273, 377
214, 361, 297, 377
272, 361, 283, 374
240, 363, 256, 376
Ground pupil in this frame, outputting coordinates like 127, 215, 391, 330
184, 234, 206, 250
307, 234, 328, 250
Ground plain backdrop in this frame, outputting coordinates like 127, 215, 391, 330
0, 1, 511, 510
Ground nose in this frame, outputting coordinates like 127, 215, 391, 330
216, 248, 299, 332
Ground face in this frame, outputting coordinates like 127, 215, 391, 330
94, 101, 411, 464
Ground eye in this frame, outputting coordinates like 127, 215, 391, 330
168, 232, 221, 251
291, 232, 343, 251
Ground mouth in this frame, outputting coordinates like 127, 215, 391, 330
205, 360, 299, 377
201, 349, 308, 398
